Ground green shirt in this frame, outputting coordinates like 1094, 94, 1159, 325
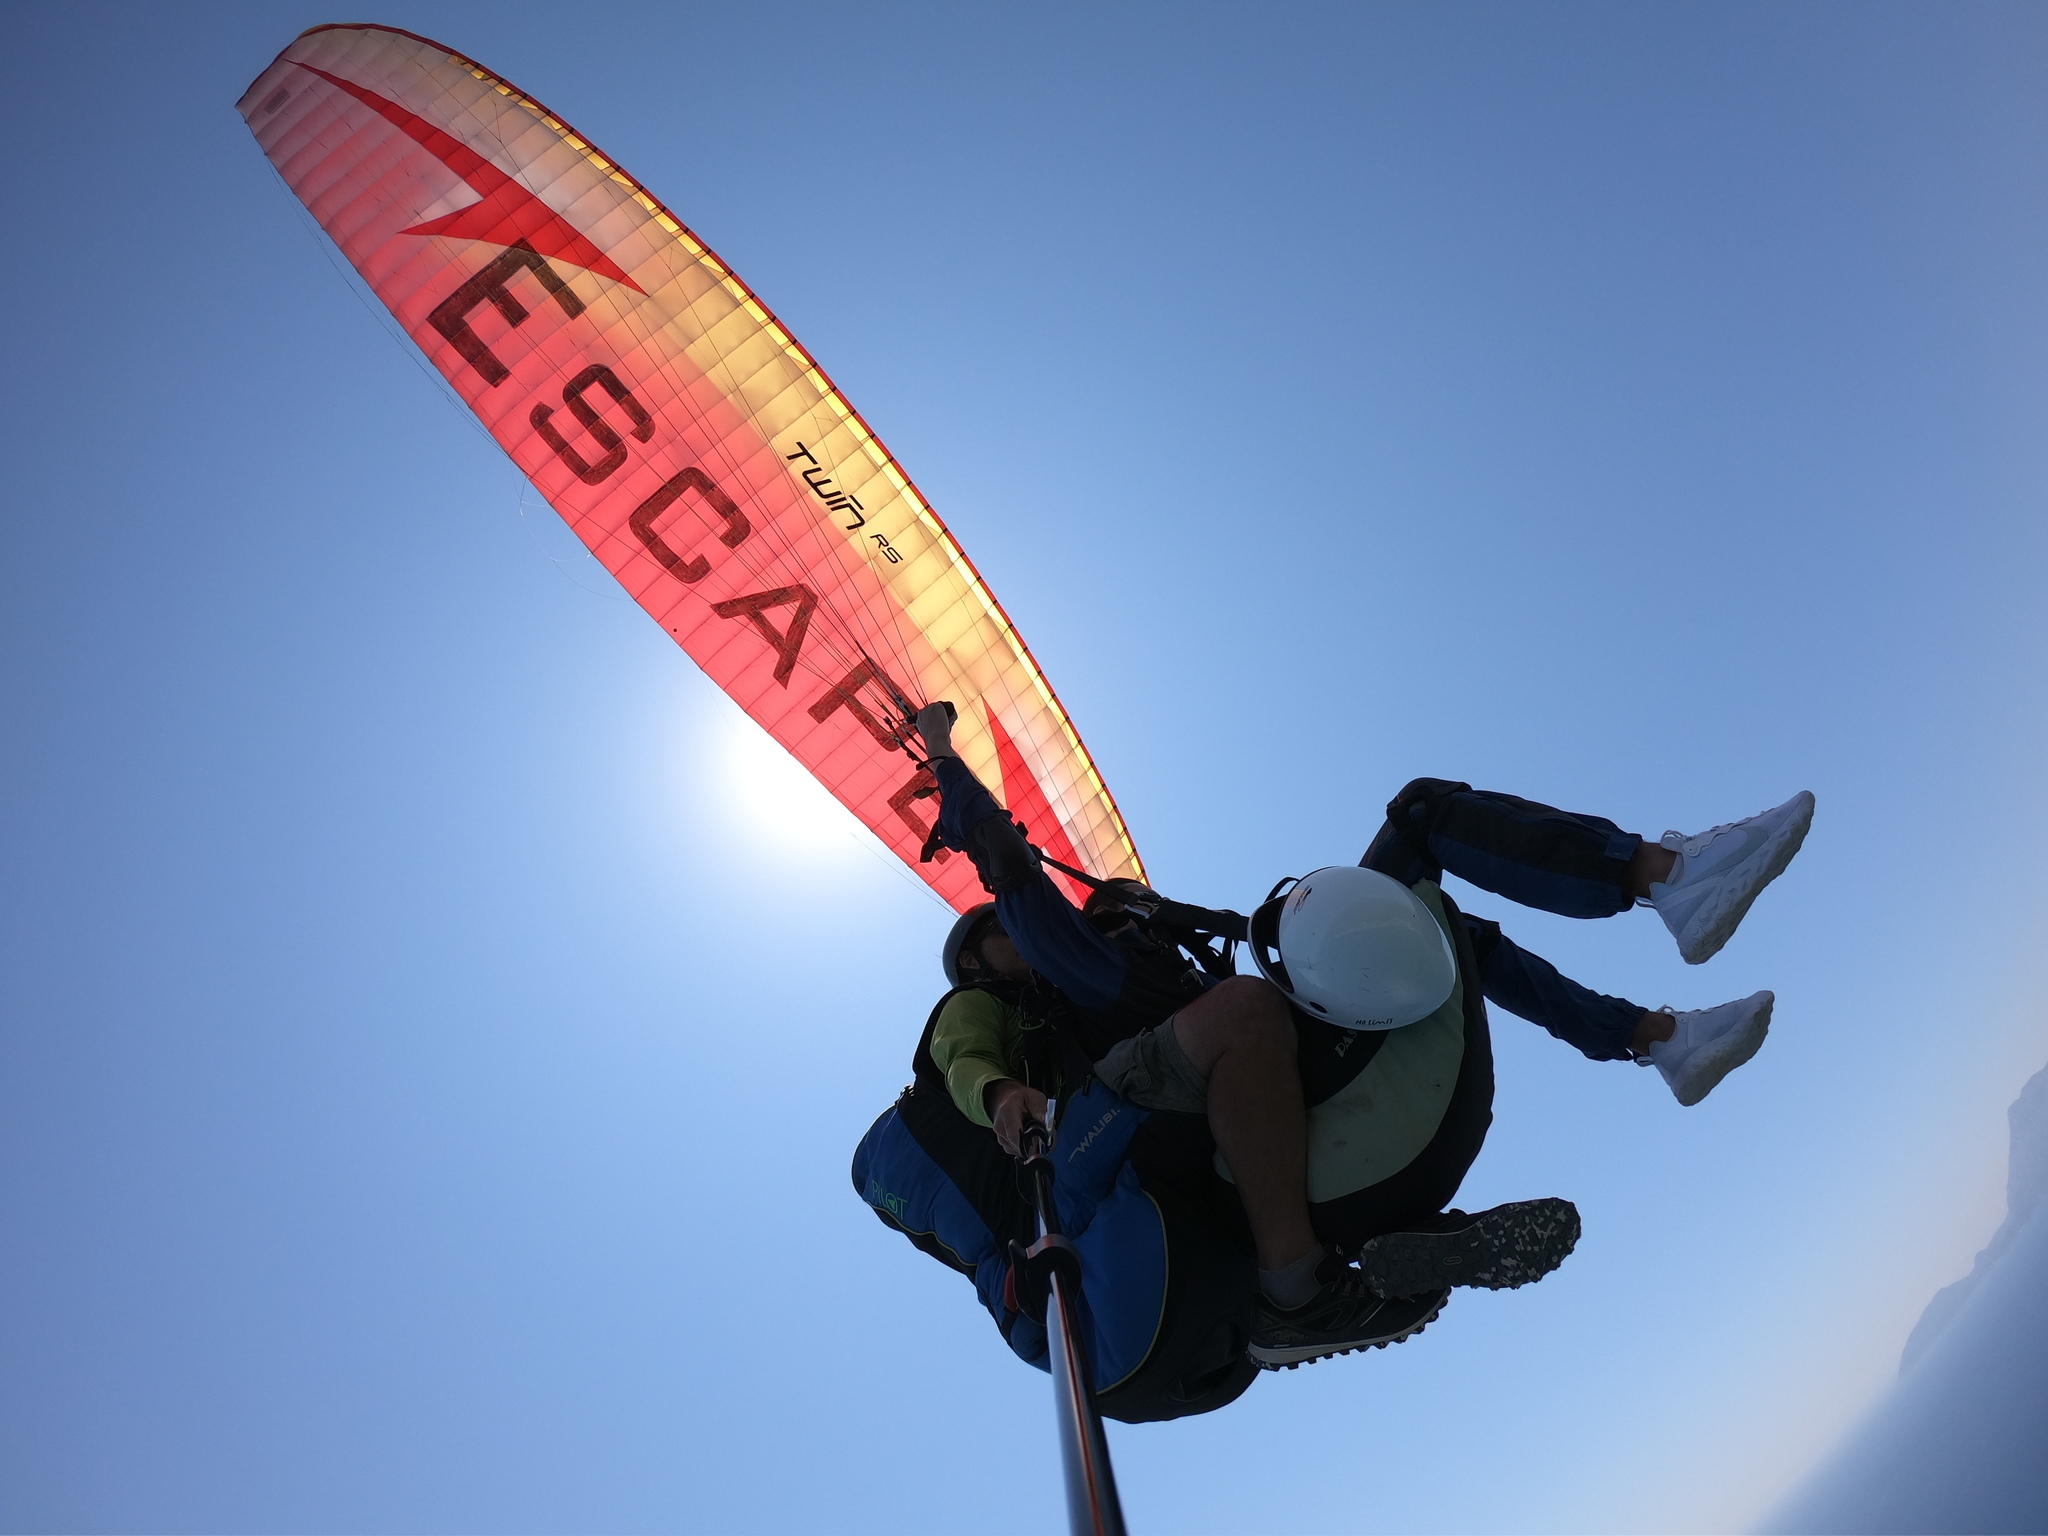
928, 987, 1039, 1127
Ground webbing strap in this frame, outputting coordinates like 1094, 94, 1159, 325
1037, 853, 1249, 940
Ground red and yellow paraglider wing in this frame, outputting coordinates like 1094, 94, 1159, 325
239, 24, 1142, 912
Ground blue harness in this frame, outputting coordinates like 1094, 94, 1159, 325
852, 1078, 1169, 1392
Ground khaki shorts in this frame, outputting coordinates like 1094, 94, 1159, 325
1093, 1015, 1209, 1115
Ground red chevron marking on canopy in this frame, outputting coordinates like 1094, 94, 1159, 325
988, 712, 1092, 905
295, 63, 643, 292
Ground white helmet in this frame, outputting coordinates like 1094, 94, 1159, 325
1247, 867, 1456, 1030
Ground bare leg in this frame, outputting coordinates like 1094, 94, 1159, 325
1171, 976, 1320, 1271
1630, 1008, 1675, 1053
1624, 842, 1678, 900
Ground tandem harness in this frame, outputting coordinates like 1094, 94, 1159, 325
852, 986, 1261, 1423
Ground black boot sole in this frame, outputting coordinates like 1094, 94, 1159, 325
1249, 1294, 1446, 1371
1358, 1198, 1581, 1298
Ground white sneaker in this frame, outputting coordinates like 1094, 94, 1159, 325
1645, 991, 1773, 1106
1648, 790, 1814, 964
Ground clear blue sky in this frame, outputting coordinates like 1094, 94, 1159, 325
4, 3, 2045, 1532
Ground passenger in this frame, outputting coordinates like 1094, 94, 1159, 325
914, 702, 1813, 1368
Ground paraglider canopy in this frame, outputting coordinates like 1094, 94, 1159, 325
237, 23, 1144, 912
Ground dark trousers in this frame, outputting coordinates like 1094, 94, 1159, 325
1362, 778, 1649, 1063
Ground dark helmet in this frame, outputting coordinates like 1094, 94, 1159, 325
941, 902, 998, 988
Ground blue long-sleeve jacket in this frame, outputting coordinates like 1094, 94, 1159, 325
933, 756, 1204, 1050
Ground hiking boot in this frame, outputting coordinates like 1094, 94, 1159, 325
1648, 791, 1815, 964
1357, 1198, 1581, 1299
1248, 1261, 1447, 1371
1646, 990, 1773, 1106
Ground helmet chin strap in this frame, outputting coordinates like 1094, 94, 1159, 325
1263, 874, 1302, 905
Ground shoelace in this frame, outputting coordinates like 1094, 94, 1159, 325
1277, 1267, 1378, 1310
1661, 818, 1744, 859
